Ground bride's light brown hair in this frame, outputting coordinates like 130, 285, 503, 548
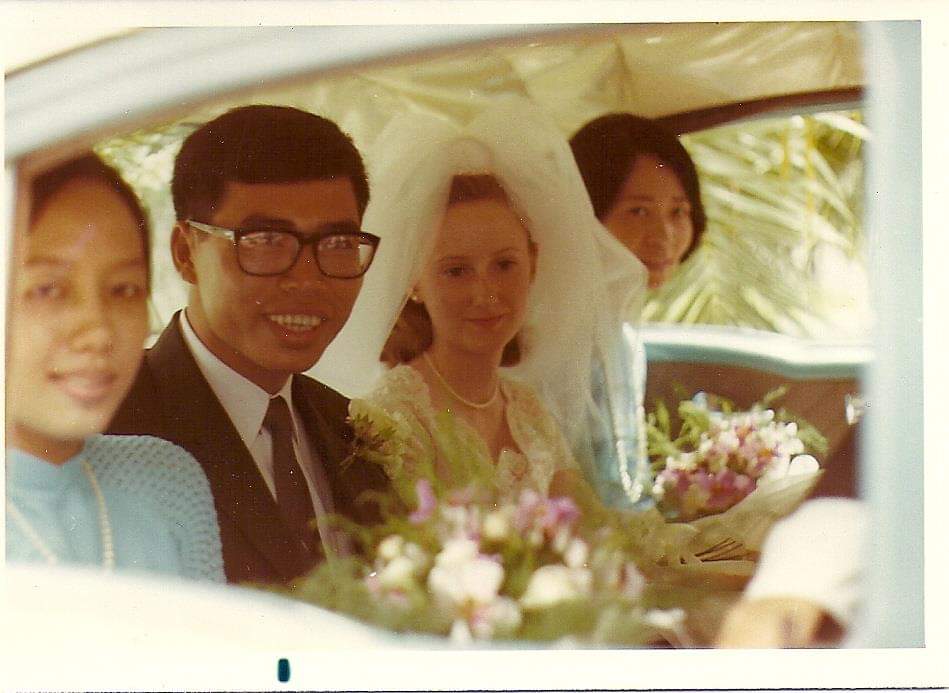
381, 173, 533, 367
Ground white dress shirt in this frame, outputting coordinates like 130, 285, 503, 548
179, 312, 338, 550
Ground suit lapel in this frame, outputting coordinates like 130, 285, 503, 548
293, 375, 388, 523
293, 376, 353, 515
146, 316, 314, 581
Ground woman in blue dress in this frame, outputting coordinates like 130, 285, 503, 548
6, 153, 224, 582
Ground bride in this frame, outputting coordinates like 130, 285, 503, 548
315, 101, 648, 505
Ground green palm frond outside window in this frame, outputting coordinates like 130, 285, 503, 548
646, 112, 868, 339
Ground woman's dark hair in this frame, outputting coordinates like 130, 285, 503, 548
172, 105, 370, 222
30, 153, 151, 284
381, 173, 530, 368
570, 113, 707, 260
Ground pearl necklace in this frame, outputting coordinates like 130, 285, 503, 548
6, 459, 115, 570
422, 352, 500, 410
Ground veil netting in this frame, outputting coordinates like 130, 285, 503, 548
312, 98, 651, 503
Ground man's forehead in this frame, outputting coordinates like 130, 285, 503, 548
213, 178, 360, 226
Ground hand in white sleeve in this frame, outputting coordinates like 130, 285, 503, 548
716, 498, 866, 647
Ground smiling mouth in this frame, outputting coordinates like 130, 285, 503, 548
467, 315, 507, 328
267, 314, 326, 332
51, 371, 117, 405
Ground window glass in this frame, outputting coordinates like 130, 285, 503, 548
643, 111, 869, 341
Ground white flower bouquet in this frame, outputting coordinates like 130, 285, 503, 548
288, 476, 696, 645
275, 389, 824, 646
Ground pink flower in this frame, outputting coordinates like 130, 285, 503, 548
543, 496, 580, 532
409, 478, 437, 524
705, 469, 755, 511
673, 469, 691, 495
514, 489, 543, 532
691, 470, 714, 493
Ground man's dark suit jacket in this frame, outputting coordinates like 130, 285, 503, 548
108, 314, 388, 585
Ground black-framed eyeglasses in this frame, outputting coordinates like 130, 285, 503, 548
187, 220, 380, 278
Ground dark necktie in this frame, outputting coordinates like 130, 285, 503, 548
264, 396, 316, 550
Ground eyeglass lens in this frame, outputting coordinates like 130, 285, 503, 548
237, 231, 375, 277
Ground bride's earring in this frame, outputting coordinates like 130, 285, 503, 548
410, 291, 423, 304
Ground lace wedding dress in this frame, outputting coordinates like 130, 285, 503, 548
355, 365, 580, 503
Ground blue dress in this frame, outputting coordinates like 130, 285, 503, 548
6, 435, 224, 582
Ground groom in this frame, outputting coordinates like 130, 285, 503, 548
109, 105, 388, 585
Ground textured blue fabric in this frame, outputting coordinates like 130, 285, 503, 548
6, 435, 224, 582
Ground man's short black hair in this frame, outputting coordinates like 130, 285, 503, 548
172, 105, 369, 222
570, 113, 707, 261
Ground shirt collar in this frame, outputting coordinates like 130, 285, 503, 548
179, 311, 294, 450
6, 444, 86, 497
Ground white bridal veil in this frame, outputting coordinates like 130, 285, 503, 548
314, 98, 649, 499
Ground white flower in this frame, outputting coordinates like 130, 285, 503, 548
784, 436, 805, 456
470, 597, 523, 640
644, 607, 686, 630
375, 537, 430, 591
552, 525, 571, 554
377, 535, 404, 562
428, 538, 504, 608
788, 454, 819, 475
759, 456, 789, 483
436, 536, 478, 565
760, 453, 819, 483
718, 429, 741, 452
377, 555, 417, 591
757, 425, 779, 448
440, 506, 472, 538
449, 618, 473, 644
668, 451, 698, 472
403, 541, 429, 572
651, 479, 666, 500
520, 565, 592, 609
563, 538, 589, 569
482, 508, 512, 543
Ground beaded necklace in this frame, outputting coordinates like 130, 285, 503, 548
423, 352, 500, 410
